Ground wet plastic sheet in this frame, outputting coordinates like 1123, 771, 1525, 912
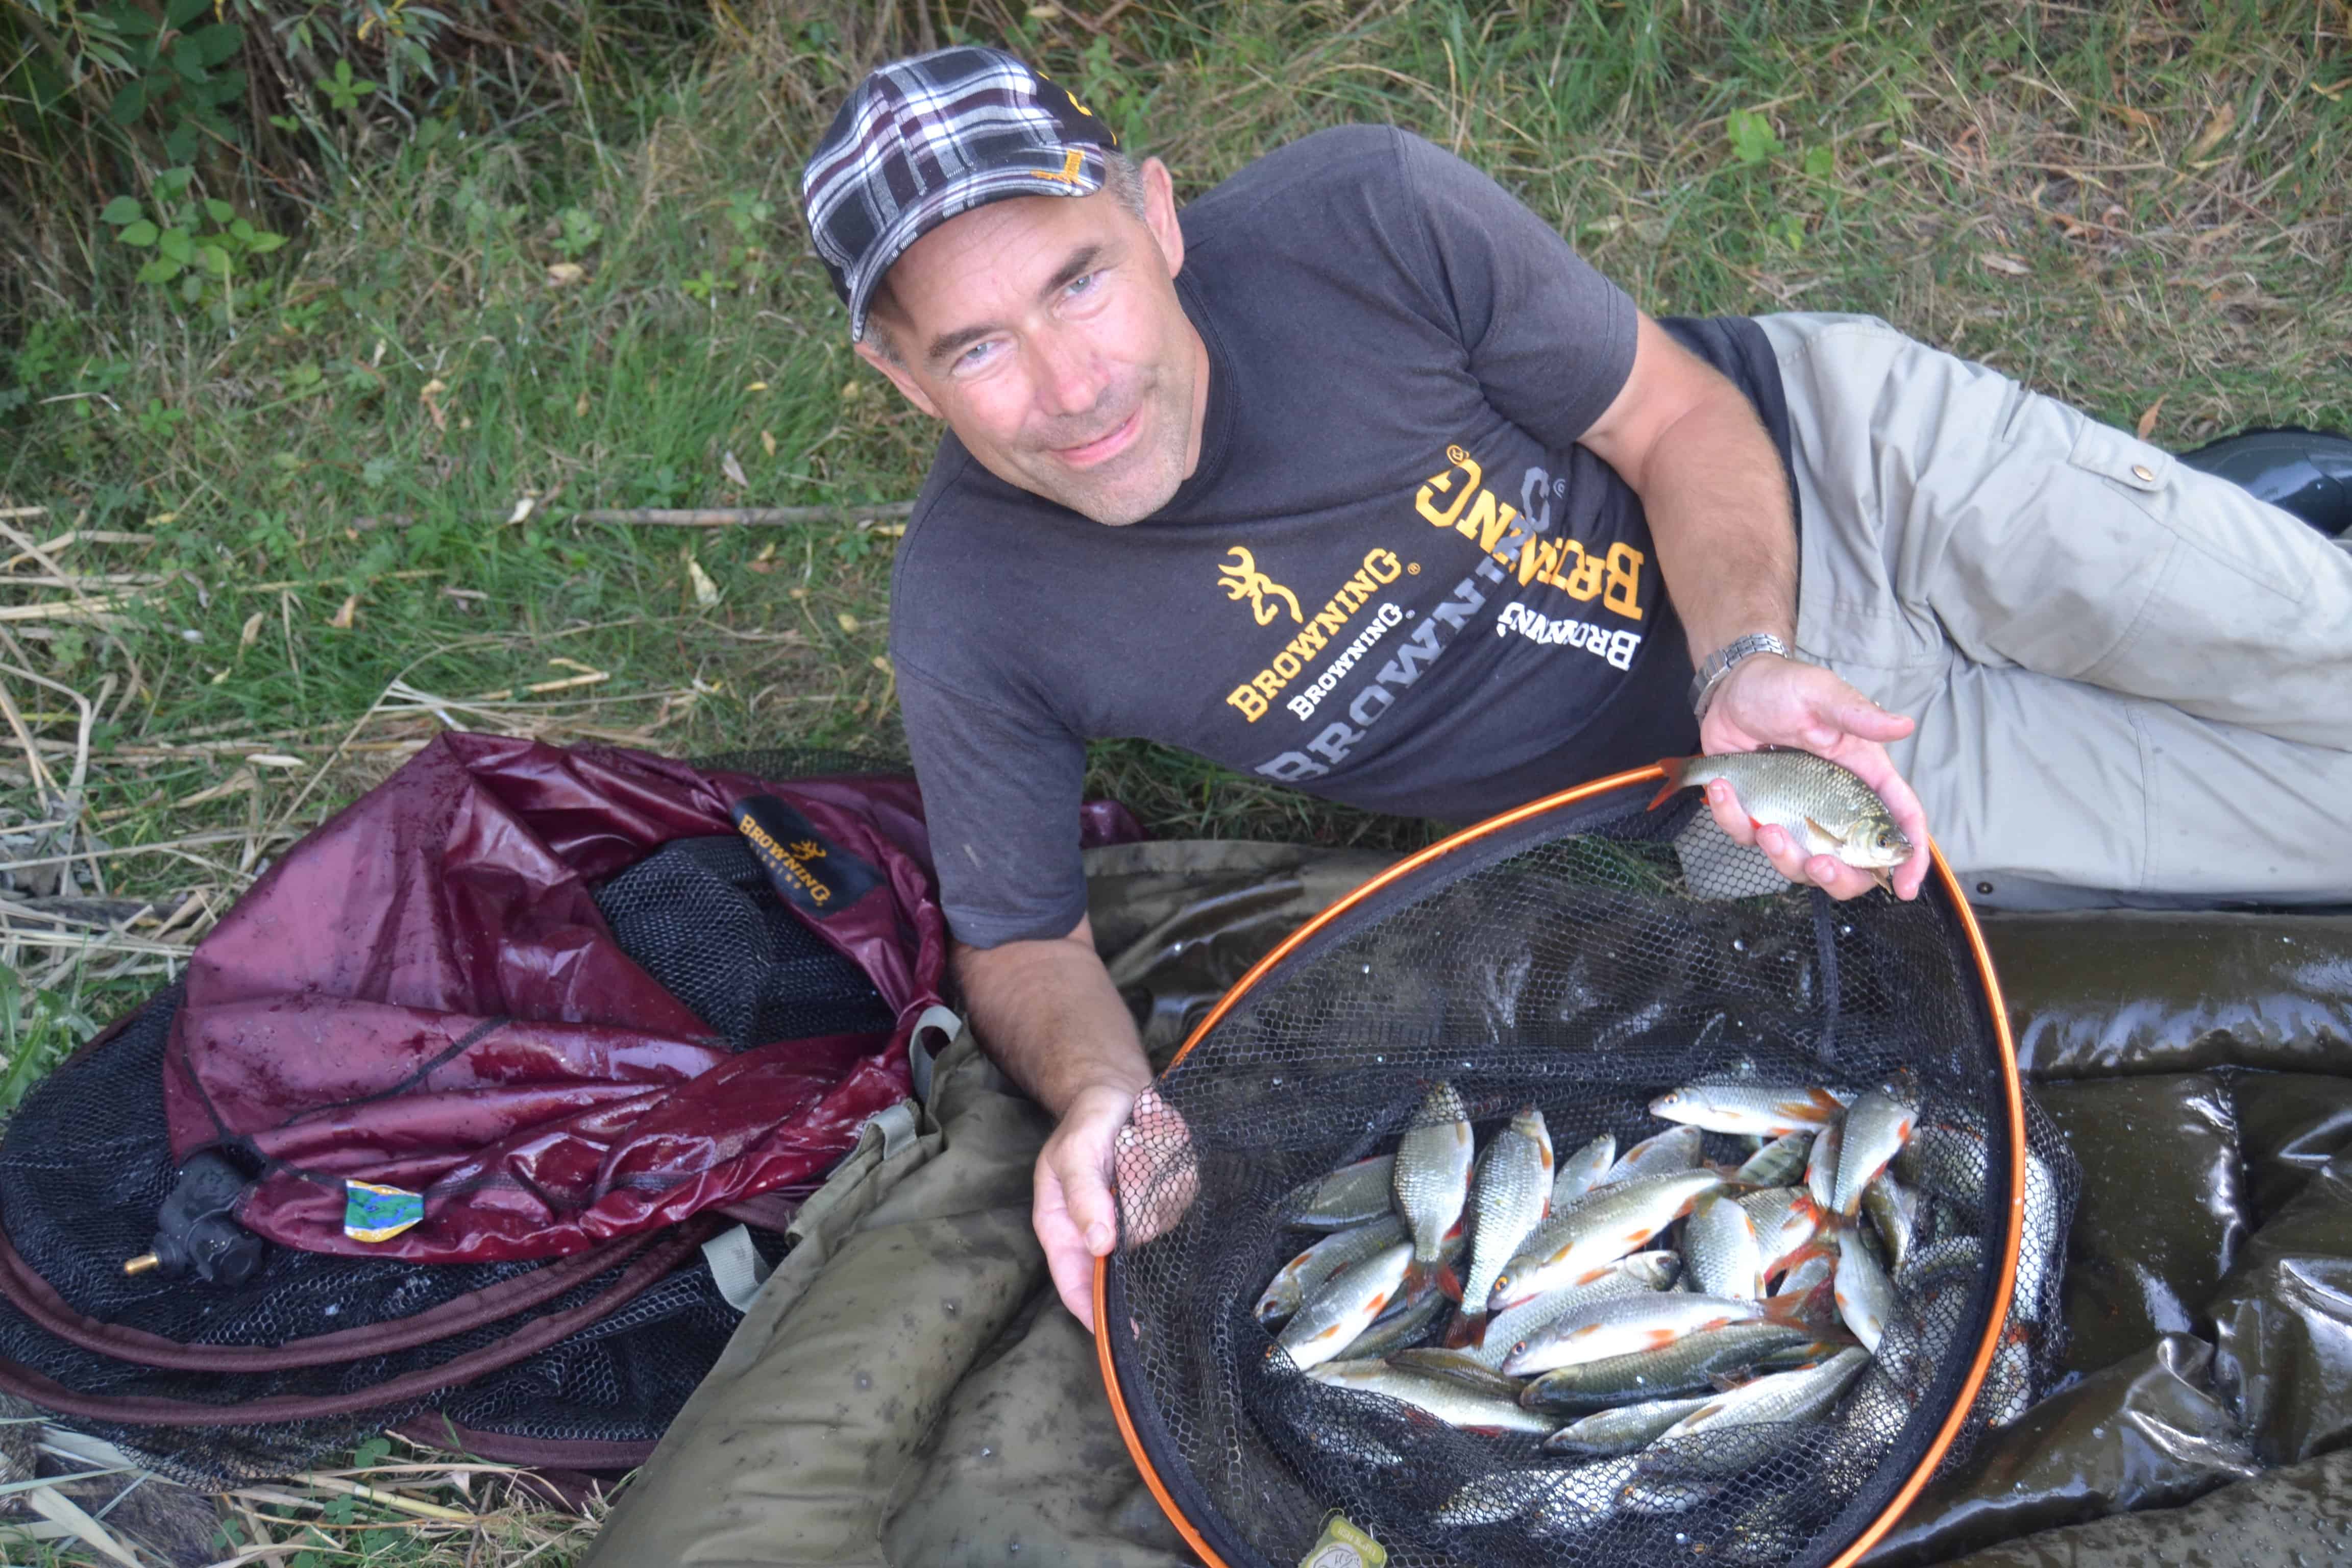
2037, 1075, 2246, 1376
1859, 1335, 2257, 1566
1932, 1448, 2352, 1568
2230, 1071, 2352, 1223
2211, 1147, 2352, 1466
1982, 913, 2352, 1078
163, 732, 951, 1263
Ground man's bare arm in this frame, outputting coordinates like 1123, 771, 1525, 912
1578, 312, 1930, 901
955, 916, 1152, 1115
956, 917, 1154, 1326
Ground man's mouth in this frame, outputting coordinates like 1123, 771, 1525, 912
1051, 408, 1141, 469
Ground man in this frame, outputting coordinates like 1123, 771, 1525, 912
800, 46, 2352, 1326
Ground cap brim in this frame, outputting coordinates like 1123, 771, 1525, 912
847, 152, 1107, 342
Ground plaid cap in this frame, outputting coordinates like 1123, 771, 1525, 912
802, 46, 1118, 342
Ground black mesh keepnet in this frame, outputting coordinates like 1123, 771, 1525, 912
1104, 792, 2077, 1568
595, 834, 893, 1047
0, 751, 900, 1482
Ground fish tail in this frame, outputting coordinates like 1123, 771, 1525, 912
1648, 757, 1695, 812
1444, 1311, 1484, 1349
1432, 1260, 1466, 1304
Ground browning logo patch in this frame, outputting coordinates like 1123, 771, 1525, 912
731, 795, 884, 918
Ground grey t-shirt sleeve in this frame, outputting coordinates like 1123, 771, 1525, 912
893, 652, 1092, 949
1392, 130, 1639, 447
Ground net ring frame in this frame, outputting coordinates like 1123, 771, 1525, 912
1090, 763, 2029, 1568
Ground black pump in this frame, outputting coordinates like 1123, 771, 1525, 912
122, 1149, 268, 1287
2177, 426, 2352, 538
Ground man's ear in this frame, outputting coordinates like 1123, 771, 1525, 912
853, 337, 941, 419
1139, 156, 1184, 278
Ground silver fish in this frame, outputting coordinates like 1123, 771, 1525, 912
1982, 1323, 2036, 1426
1461, 1106, 1554, 1317
1897, 1235, 1984, 1289
1393, 1082, 1475, 1278
1504, 1292, 1787, 1377
1736, 1131, 1815, 1187
1739, 1187, 1823, 1277
1452, 1251, 1681, 1370
1806, 1114, 1846, 1211
1489, 1170, 1723, 1311
1544, 1395, 1716, 1456
1591, 1125, 1704, 1190
1339, 1276, 1453, 1361
1771, 1244, 1834, 1301
1685, 1191, 1765, 1300
1517, 1320, 1815, 1412
2017, 1149, 2059, 1324
1433, 1464, 1621, 1530
1255, 1216, 1407, 1325
1860, 1173, 1919, 1273
1832, 1090, 1917, 1217
1659, 1346, 1871, 1440
1649, 1084, 1852, 1138
1893, 1118, 1987, 1208
1282, 1154, 1396, 1229
1308, 1359, 1553, 1434
1384, 1348, 1531, 1402
1652, 751, 1911, 885
1275, 1241, 1412, 1370
1832, 1225, 1896, 1355
1552, 1133, 1616, 1210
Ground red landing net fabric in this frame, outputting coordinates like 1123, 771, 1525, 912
159, 732, 963, 1264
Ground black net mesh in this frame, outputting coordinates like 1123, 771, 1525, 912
592, 834, 893, 1047
1103, 790, 2076, 1568
0, 750, 901, 1482
0, 986, 788, 1482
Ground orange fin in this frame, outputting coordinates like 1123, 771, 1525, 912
1433, 1261, 1465, 1304
1804, 814, 1846, 848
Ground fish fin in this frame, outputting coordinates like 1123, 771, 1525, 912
1648, 758, 1695, 811
1760, 1292, 1822, 1332
1872, 865, 1894, 893
1804, 814, 1846, 848
1433, 1261, 1466, 1304
1444, 1311, 1484, 1350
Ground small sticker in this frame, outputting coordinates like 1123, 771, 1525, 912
1298, 1514, 1385, 1568
343, 1180, 425, 1243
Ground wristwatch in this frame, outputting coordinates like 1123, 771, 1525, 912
1689, 632, 1791, 720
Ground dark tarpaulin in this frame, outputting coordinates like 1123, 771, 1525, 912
161, 732, 953, 1264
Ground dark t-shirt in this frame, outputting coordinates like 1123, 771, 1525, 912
888, 125, 1795, 947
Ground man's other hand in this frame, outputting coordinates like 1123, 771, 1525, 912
1034, 1083, 1195, 1328
1699, 654, 1932, 901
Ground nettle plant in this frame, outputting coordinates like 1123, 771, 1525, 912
100, 165, 285, 318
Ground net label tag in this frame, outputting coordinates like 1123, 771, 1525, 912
343, 1180, 425, 1243
730, 794, 884, 919
1298, 1515, 1385, 1568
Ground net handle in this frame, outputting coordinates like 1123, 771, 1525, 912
1090, 764, 2029, 1568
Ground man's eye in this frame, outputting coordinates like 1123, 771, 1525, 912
1065, 271, 1098, 297
957, 340, 1000, 370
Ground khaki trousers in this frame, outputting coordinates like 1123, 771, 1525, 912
1758, 312, 2352, 908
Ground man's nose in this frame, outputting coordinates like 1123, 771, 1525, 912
1031, 328, 1108, 418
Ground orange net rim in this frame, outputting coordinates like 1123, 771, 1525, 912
1092, 764, 2026, 1568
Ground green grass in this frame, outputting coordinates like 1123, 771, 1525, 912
0, 1, 2347, 1560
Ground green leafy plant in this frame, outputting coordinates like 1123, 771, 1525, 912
315, 56, 377, 114
100, 166, 286, 318
551, 205, 604, 257
1726, 107, 1784, 166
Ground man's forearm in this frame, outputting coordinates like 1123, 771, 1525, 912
953, 922, 1153, 1116
1635, 387, 1799, 664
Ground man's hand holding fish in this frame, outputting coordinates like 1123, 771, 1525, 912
1693, 653, 1933, 903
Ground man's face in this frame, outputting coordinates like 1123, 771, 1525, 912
856, 159, 1208, 527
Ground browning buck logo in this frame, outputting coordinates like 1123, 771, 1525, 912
1217, 546, 1303, 625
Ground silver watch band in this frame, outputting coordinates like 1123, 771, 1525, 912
1689, 632, 1792, 719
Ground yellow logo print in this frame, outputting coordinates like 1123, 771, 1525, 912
1218, 546, 1303, 625
789, 839, 825, 861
